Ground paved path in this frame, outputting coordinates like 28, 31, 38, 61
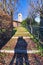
0, 26, 43, 65
13, 27, 33, 37
1, 27, 37, 50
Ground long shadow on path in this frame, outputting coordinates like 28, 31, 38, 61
9, 37, 29, 65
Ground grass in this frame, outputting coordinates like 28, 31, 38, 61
16, 27, 28, 32
22, 26, 43, 51
3, 47, 11, 50
0, 53, 6, 58
0, 29, 6, 33
23, 26, 43, 50
0, 30, 1, 33
12, 27, 17, 36
30, 35, 43, 56
1, 26, 43, 51
13, 27, 33, 37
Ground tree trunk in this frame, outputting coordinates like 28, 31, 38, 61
11, 11, 13, 35
30, 19, 33, 34
39, 16, 43, 42
3, 0, 7, 12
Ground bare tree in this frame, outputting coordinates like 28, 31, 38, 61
28, 0, 43, 41
8, 0, 19, 31
29, 0, 43, 17
2, 0, 7, 12
0, 0, 19, 37
28, 0, 43, 34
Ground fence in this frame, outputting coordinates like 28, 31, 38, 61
27, 25, 43, 43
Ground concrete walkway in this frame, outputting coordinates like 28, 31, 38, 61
0, 27, 43, 65
1, 26, 39, 50
14, 27, 32, 37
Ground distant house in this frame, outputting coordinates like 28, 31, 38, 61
13, 20, 21, 27
18, 13, 22, 22
13, 13, 22, 27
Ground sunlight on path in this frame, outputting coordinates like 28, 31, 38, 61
1, 26, 37, 50
0, 27, 42, 65
13, 26, 33, 37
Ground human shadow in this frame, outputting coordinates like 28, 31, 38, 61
9, 36, 29, 65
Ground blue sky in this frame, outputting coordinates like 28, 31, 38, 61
14, 0, 30, 20
14, 0, 40, 23
0, 0, 29, 20
0, 0, 40, 22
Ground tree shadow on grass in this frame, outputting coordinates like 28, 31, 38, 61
9, 36, 29, 65
0, 29, 17, 50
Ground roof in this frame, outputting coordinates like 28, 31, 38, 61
13, 20, 21, 23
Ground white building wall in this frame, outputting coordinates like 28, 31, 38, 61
18, 13, 22, 22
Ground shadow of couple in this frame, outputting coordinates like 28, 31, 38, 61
9, 36, 29, 65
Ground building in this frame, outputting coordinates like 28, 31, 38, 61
13, 20, 21, 27
18, 13, 22, 22
13, 13, 23, 27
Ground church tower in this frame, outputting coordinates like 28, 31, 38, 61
18, 13, 22, 22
